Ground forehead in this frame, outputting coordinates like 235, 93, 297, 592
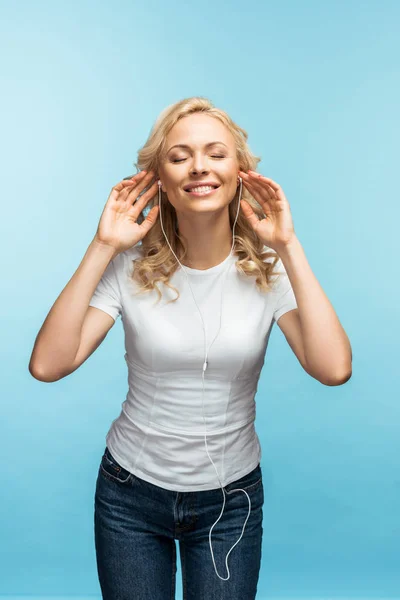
166, 113, 234, 147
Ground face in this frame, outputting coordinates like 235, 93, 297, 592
158, 113, 240, 218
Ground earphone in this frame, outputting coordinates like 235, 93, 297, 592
155, 175, 252, 581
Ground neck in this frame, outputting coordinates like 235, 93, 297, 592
179, 231, 232, 270
177, 214, 234, 270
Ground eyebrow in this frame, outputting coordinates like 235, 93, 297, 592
166, 141, 228, 153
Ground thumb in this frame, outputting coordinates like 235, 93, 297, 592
240, 200, 259, 229
140, 205, 159, 232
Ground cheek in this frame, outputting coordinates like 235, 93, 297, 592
224, 165, 240, 183
168, 173, 186, 191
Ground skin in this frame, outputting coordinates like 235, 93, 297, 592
157, 113, 241, 270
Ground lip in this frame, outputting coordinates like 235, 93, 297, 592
185, 186, 220, 197
183, 181, 221, 191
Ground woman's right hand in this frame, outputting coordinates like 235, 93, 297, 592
93, 170, 159, 255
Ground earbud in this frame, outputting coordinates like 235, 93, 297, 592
158, 180, 162, 187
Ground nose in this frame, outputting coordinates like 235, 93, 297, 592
190, 155, 210, 176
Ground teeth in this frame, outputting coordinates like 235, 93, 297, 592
188, 186, 215, 193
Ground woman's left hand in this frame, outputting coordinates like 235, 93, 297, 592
239, 170, 296, 252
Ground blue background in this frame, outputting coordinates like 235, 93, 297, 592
1, 0, 399, 597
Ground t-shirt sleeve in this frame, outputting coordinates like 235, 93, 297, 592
272, 257, 298, 324
88, 256, 122, 321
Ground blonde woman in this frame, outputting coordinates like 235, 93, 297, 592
29, 97, 352, 599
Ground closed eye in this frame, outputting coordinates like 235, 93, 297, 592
172, 155, 226, 163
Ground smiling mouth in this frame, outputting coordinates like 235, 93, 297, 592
185, 185, 220, 196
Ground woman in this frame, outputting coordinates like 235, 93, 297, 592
29, 96, 352, 599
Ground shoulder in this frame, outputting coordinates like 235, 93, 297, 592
122, 243, 144, 260
260, 246, 286, 288
264, 246, 290, 295
117, 243, 144, 269
108, 244, 144, 287
261, 244, 279, 265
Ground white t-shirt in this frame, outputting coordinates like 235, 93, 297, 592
89, 243, 298, 491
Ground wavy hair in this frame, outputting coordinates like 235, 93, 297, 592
130, 96, 281, 304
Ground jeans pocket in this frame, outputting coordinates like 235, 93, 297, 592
99, 446, 133, 485
224, 463, 262, 493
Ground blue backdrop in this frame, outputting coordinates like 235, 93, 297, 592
1, 0, 399, 597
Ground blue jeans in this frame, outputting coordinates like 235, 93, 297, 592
94, 446, 264, 599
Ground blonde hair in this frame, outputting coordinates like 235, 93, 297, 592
130, 96, 281, 304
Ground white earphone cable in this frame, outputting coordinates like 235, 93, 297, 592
157, 177, 252, 581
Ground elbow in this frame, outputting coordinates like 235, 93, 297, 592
28, 363, 61, 383
305, 362, 352, 387
322, 368, 352, 387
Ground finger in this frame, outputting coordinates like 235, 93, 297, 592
120, 171, 155, 202
247, 172, 286, 202
119, 171, 148, 188
139, 205, 160, 233
240, 199, 262, 229
126, 171, 155, 198
122, 171, 147, 181
241, 179, 273, 213
242, 173, 276, 199
244, 181, 278, 213
127, 181, 159, 217
249, 172, 281, 193
109, 172, 148, 202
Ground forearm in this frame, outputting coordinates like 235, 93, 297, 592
277, 236, 352, 384
29, 238, 118, 380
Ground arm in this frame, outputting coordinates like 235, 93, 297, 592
277, 236, 352, 386
29, 238, 119, 382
